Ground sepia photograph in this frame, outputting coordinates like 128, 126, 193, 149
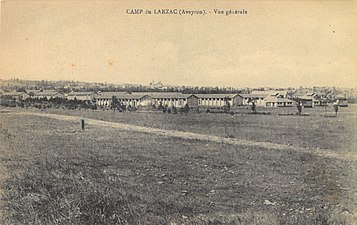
0, 0, 356, 224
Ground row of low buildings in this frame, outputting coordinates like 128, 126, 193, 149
0, 90, 91, 101
0, 90, 349, 108
95, 92, 298, 108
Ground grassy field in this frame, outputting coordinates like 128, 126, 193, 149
0, 105, 356, 224
31, 105, 356, 151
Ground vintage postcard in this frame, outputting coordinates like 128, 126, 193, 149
0, 0, 356, 224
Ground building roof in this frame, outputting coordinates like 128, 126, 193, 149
67, 92, 96, 96
195, 93, 239, 99
1, 92, 27, 96
119, 93, 149, 100
238, 93, 268, 98
128, 92, 193, 99
145, 92, 193, 99
97, 92, 128, 98
25, 89, 41, 94
264, 96, 295, 103
251, 90, 288, 96
98, 92, 186, 99
313, 95, 327, 100
97, 92, 239, 100
34, 90, 62, 96
336, 95, 348, 100
292, 91, 316, 100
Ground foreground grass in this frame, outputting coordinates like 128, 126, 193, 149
0, 112, 356, 224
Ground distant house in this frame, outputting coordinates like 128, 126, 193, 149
236, 94, 268, 106
67, 91, 97, 101
264, 96, 295, 107
195, 94, 239, 108
186, 95, 199, 108
0, 92, 30, 100
33, 90, 65, 99
336, 95, 348, 107
300, 93, 315, 108
292, 92, 316, 108
313, 96, 328, 106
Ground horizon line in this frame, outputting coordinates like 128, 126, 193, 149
1, 77, 356, 90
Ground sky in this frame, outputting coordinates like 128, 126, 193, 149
0, 0, 356, 88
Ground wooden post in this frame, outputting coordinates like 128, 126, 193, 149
81, 118, 85, 130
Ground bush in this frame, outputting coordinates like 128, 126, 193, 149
183, 104, 190, 114
171, 106, 177, 114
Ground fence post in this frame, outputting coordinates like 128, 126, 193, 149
81, 118, 85, 130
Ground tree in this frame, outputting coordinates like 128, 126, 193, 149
18, 101, 25, 108
333, 102, 339, 117
251, 101, 256, 113
223, 97, 231, 113
183, 104, 190, 115
158, 101, 164, 111
248, 98, 257, 113
296, 100, 303, 115
111, 96, 119, 110
171, 105, 178, 114
127, 104, 132, 112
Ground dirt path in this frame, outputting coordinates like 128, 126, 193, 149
11, 111, 356, 162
